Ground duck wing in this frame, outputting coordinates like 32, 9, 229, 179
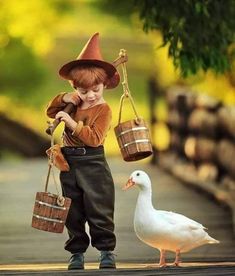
157, 210, 207, 230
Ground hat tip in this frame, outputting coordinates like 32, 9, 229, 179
93, 32, 99, 37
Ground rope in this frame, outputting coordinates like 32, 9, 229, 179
118, 49, 141, 124
44, 121, 62, 196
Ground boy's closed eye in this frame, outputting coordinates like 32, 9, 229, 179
77, 87, 100, 94
73, 87, 86, 94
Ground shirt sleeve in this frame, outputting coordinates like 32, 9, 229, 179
72, 106, 112, 147
46, 93, 67, 118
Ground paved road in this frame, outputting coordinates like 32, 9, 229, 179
0, 157, 234, 270
1, 264, 235, 276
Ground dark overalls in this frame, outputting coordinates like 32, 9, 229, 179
60, 146, 116, 254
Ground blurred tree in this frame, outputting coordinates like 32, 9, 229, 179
0, 38, 46, 100
0, 0, 73, 55
97, 0, 235, 77
0, 0, 74, 102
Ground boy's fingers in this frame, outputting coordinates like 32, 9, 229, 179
71, 96, 80, 105
55, 112, 64, 119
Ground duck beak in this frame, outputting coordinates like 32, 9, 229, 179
122, 177, 135, 191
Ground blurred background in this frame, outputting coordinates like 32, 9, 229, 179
0, 0, 155, 157
0, 0, 235, 268
0, 0, 234, 159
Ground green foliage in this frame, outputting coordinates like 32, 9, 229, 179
93, 0, 135, 24
0, 0, 75, 104
97, 0, 235, 77
135, 0, 235, 77
0, 38, 47, 101
0, 0, 74, 55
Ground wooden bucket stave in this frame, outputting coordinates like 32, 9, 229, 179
32, 192, 71, 233
115, 118, 153, 161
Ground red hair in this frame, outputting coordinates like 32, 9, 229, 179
69, 65, 108, 89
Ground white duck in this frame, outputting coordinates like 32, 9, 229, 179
123, 170, 220, 267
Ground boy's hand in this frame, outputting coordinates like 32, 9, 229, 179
55, 111, 77, 131
63, 92, 80, 105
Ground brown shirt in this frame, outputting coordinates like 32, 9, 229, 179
46, 93, 112, 147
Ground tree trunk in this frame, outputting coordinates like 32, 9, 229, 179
166, 86, 195, 110
167, 109, 187, 131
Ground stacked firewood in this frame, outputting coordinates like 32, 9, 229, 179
217, 107, 235, 191
166, 86, 235, 191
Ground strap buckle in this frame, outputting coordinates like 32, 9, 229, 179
78, 148, 86, 155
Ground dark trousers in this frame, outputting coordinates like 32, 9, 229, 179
60, 146, 116, 254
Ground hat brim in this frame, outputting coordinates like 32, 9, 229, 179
59, 59, 120, 89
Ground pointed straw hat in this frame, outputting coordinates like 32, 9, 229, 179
59, 33, 120, 89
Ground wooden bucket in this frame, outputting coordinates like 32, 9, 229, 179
32, 192, 71, 233
115, 92, 153, 161
115, 118, 152, 161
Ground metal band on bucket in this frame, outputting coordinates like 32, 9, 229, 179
33, 214, 64, 224
35, 200, 67, 210
116, 126, 148, 138
120, 139, 151, 149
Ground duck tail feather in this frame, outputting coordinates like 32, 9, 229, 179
207, 236, 220, 244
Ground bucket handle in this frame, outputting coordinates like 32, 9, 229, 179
44, 162, 65, 207
117, 49, 141, 124
44, 125, 65, 206
118, 93, 141, 124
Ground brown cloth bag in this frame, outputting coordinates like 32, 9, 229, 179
46, 144, 70, 172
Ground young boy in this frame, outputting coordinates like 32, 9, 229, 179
46, 33, 120, 270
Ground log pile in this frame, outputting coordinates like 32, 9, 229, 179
165, 86, 233, 183
157, 86, 235, 233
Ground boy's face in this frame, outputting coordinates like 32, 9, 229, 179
76, 83, 105, 107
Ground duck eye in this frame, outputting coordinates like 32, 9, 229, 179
136, 173, 140, 176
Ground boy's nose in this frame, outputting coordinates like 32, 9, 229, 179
87, 91, 95, 98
